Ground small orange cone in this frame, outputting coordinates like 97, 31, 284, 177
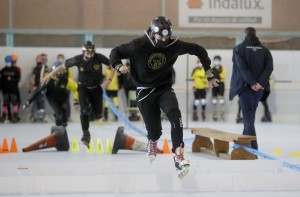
162, 138, 171, 154
1, 138, 9, 153
10, 138, 18, 153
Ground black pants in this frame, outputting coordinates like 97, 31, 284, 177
78, 85, 103, 132
239, 87, 263, 150
47, 96, 68, 127
136, 86, 183, 153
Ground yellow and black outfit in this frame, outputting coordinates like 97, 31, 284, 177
104, 67, 119, 121
191, 66, 207, 121
26, 74, 78, 127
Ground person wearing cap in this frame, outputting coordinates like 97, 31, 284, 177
109, 16, 219, 178
41, 41, 115, 148
23, 61, 78, 128
230, 27, 273, 150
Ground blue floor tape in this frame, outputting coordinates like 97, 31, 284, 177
104, 91, 300, 171
103, 90, 147, 137
233, 144, 300, 172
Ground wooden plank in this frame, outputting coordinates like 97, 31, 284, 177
191, 128, 256, 142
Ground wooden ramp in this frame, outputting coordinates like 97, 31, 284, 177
191, 128, 257, 160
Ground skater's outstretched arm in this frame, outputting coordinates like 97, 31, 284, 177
23, 85, 47, 110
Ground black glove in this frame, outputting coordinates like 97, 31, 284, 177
206, 68, 218, 82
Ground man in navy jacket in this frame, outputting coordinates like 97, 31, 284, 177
230, 27, 273, 150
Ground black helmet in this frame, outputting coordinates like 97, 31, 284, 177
150, 16, 172, 37
82, 41, 95, 53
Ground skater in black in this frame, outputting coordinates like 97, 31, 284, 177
260, 81, 272, 122
42, 41, 114, 147
110, 16, 219, 178
0, 55, 21, 123
23, 62, 79, 127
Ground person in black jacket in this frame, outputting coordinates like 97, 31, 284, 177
229, 27, 273, 150
110, 16, 219, 178
0, 55, 21, 123
42, 41, 115, 148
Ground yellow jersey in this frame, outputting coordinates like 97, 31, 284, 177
105, 68, 119, 91
191, 67, 207, 89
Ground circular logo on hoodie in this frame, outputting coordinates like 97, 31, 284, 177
148, 53, 166, 70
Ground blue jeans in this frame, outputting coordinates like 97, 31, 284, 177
239, 88, 264, 150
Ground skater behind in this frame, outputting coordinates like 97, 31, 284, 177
8, 54, 22, 121
110, 16, 219, 178
23, 62, 79, 127
28, 54, 49, 122
0, 55, 21, 123
211, 55, 226, 121
55, 54, 73, 121
103, 66, 119, 122
42, 41, 115, 147
191, 57, 208, 121
260, 77, 272, 122
236, 99, 243, 123
230, 27, 273, 150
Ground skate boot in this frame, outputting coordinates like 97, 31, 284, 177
0, 115, 4, 123
103, 108, 108, 121
147, 140, 162, 163
236, 116, 244, 123
192, 111, 198, 121
37, 109, 46, 122
220, 112, 225, 121
1, 112, 7, 122
201, 111, 206, 121
174, 144, 190, 179
29, 115, 36, 123
212, 112, 218, 121
10, 113, 20, 123
81, 130, 91, 148
261, 115, 272, 122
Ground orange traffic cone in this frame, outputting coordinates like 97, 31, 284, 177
162, 138, 171, 154
1, 138, 9, 153
10, 137, 18, 153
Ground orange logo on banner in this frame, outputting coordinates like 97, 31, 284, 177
187, 0, 203, 8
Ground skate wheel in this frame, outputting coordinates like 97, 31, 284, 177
178, 166, 189, 179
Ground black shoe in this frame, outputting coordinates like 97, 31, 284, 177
261, 116, 272, 122
236, 116, 244, 123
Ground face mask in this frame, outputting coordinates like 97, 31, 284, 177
37, 62, 43, 67
83, 52, 94, 62
213, 60, 221, 66
197, 63, 203, 68
6, 62, 12, 67
58, 58, 64, 63
155, 39, 169, 48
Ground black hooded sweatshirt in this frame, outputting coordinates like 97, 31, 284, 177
110, 29, 211, 88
